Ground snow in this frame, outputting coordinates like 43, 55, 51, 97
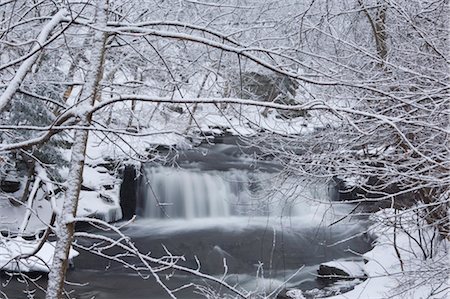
0, 238, 79, 273
0, 194, 53, 236
282, 208, 449, 299
0, 162, 123, 236
77, 189, 122, 223
82, 166, 117, 190
286, 289, 306, 299
326, 209, 449, 299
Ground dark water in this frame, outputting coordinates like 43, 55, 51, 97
0, 217, 371, 299
0, 140, 373, 298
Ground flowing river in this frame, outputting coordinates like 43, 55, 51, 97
1, 139, 372, 298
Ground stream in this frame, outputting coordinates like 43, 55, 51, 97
1, 138, 373, 298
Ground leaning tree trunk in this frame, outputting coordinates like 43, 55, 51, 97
45, 1, 109, 298
0, 9, 68, 113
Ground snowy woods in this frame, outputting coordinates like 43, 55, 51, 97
0, 0, 448, 298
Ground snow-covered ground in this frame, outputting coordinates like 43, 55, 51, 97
330, 209, 449, 299
286, 208, 449, 299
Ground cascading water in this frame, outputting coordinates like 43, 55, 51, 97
138, 166, 335, 220
139, 167, 243, 218
30, 141, 373, 299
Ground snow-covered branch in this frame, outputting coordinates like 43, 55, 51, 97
0, 9, 68, 112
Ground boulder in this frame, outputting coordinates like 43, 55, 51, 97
318, 264, 350, 279
0, 179, 21, 193
317, 260, 365, 281
119, 165, 138, 220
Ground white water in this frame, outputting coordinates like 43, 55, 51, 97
139, 166, 342, 220
61, 164, 371, 299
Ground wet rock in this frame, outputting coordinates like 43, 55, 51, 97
167, 105, 183, 114
99, 193, 113, 204
119, 165, 138, 220
0, 179, 21, 193
317, 260, 365, 282
80, 184, 94, 191
318, 264, 350, 279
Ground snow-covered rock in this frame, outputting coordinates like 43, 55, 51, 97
76, 164, 123, 223
0, 238, 79, 273
318, 260, 365, 279
285, 289, 306, 299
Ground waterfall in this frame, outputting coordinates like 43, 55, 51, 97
137, 166, 334, 219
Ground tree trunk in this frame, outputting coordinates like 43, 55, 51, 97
359, 0, 388, 65
374, 0, 388, 62
45, 1, 109, 298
